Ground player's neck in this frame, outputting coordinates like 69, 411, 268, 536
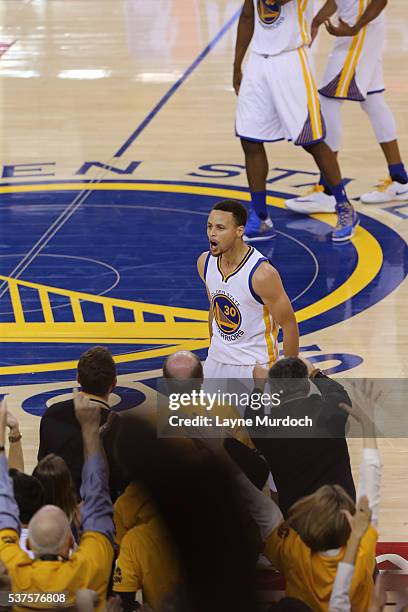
221, 241, 250, 268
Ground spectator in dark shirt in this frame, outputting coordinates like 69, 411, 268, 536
247, 357, 355, 516
37, 346, 122, 498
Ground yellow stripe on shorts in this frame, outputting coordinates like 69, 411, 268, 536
297, 0, 309, 46
298, 47, 323, 141
335, 0, 368, 98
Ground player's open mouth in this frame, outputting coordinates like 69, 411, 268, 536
209, 240, 218, 250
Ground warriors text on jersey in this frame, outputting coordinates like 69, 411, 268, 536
204, 246, 279, 367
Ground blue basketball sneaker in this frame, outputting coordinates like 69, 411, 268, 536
332, 203, 360, 242
244, 209, 276, 242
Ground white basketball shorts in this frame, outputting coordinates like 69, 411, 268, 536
319, 22, 385, 101
236, 46, 325, 145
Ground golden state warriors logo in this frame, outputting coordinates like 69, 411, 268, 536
0, 179, 404, 385
257, 0, 281, 25
212, 294, 242, 335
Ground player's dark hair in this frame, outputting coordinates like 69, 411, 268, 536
10, 469, 45, 524
77, 346, 116, 396
212, 200, 248, 227
268, 357, 309, 398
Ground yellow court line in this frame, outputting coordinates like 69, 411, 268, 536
0, 339, 210, 375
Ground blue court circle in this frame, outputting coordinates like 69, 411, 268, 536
0, 179, 406, 384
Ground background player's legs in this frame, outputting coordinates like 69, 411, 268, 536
303, 141, 358, 242
319, 96, 343, 193
241, 138, 269, 208
286, 96, 344, 215
360, 93, 408, 203
240, 138, 275, 241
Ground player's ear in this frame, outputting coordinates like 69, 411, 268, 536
237, 225, 245, 238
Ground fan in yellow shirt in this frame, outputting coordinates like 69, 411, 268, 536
0, 392, 114, 612
112, 514, 182, 610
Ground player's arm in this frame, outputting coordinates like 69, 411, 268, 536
310, 0, 337, 44
252, 263, 299, 358
325, 0, 387, 37
197, 252, 213, 340
233, 0, 254, 95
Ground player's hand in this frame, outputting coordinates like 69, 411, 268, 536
73, 388, 100, 430
309, 17, 321, 46
233, 65, 242, 95
342, 495, 372, 539
253, 362, 268, 383
325, 17, 358, 37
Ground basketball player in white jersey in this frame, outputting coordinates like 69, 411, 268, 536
234, 0, 359, 242
286, 0, 408, 214
197, 200, 299, 380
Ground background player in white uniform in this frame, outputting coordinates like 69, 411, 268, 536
234, 0, 359, 242
286, 0, 408, 213
197, 200, 299, 380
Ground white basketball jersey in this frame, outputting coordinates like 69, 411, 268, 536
204, 246, 279, 367
251, 0, 312, 56
335, 0, 384, 27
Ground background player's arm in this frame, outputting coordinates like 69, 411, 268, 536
197, 252, 213, 340
252, 263, 299, 358
325, 0, 387, 37
233, 0, 254, 95
310, 0, 337, 44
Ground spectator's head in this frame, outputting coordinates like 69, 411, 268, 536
163, 351, 203, 394
33, 454, 77, 521
9, 469, 44, 526
268, 357, 310, 401
208, 200, 248, 256
77, 346, 116, 398
285, 484, 355, 551
27, 505, 73, 558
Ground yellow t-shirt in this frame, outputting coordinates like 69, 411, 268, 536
114, 482, 156, 545
264, 524, 378, 611
0, 529, 114, 611
112, 517, 181, 610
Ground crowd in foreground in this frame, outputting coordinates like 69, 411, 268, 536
0, 346, 406, 612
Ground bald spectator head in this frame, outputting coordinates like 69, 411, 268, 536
27, 505, 73, 558
163, 351, 203, 394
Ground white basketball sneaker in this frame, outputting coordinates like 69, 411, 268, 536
360, 177, 408, 204
285, 185, 336, 214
